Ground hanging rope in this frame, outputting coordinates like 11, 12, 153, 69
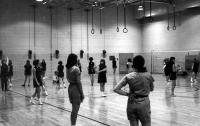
29, 0, 31, 51
69, 8, 73, 52
50, 6, 53, 61
91, 6, 95, 34
142, 0, 146, 20
167, 6, 170, 30
149, 0, 153, 22
33, 5, 36, 59
56, 7, 58, 50
86, 9, 89, 59
103, 9, 105, 50
116, 4, 119, 32
81, 7, 83, 50
123, 4, 128, 33
173, 5, 176, 30
100, 8, 102, 34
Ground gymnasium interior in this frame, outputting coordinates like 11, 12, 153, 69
0, 0, 200, 125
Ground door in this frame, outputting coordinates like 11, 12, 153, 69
119, 53, 134, 74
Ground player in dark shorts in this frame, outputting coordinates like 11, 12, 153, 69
30, 59, 43, 105
191, 58, 199, 82
112, 58, 117, 75
97, 59, 107, 97
163, 58, 170, 83
22, 60, 32, 87
8, 60, 13, 87
41, 59, 46, 78
57, 61, 66, 88
169, 57, 177, 97
88, 57, 96, 86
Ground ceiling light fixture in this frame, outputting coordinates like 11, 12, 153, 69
36, 0, 43, 1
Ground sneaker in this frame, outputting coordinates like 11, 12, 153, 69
63, 84, 66, 88
38, 99, 43, 105
30, 97, 35, 104
21, 84, 25, 86
44, 91, 48, 96
9, 83, 12, 87
171, 93, 176, 97
101, 92, 107, 97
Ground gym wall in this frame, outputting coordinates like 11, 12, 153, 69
0, 0, 142, 78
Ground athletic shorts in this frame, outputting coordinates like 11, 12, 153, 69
127, 97, 151, 124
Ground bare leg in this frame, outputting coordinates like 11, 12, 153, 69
28, 76, 31, 86
71, 103, 80, 125
22, 76, 27, 86
90, 74, 94, 86
171, 80, 176, 96
100, 83, 106, 97
62, 77, 66, 88
130, 119, 139, 126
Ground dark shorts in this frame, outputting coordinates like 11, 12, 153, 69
169, 73, 177, 80
127, 97, 151, 124
193, 69, 198, 74
68, 84, 82, 104
58, 72, 64, 77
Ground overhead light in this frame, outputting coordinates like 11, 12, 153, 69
36, 0, 43, 1
43, 1, 47, 4
138, 5, 143, 11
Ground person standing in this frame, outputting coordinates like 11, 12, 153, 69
127, 58, 133, 73
163, 58, 170, 83
41, 59, 46, 78
0, 60, 9, 93
114, 55, 154, 126
30, 59, 43, 105
8, 60, 13, 87
22, 60, 32, 87
169, 57, 177, 97
88, 57, 96, 86
97, 59, 107, 97
57, 61, 66, 88
112, 58, 117, 75
66, 53, 84, 126
77, 59, 82, 74
191, 58, 199, 83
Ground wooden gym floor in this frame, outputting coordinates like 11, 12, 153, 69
0, 74, 199, 126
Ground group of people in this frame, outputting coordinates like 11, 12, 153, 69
0, 59, 13, 93
0, 54, 155, 126
163, 57, 199, 97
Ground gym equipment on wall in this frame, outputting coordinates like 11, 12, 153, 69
85, 9, 90, 60
116, 4, 119, 32
32, 5, 37, 59
142, 0, 146, 20
100, 8, 102, 34
0, 50, 2, 60
103, 50, 106, 58
80, 50, 84, 58
68, 8, 73, 53
167, 6, 170, 30
91, 6, 95, 34
123, 4, 128, 33
173, 5, 176, 30
55, 50, 59, 59
149, 0, 153, 22
28, 50, 32, 59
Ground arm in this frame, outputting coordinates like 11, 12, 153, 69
113, 76, 129, 96
33, 68, 40, 86
75, 68, 84, 99
97, 67, 107, 73
150, 82, 154, 92
172, 64, 176, 72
